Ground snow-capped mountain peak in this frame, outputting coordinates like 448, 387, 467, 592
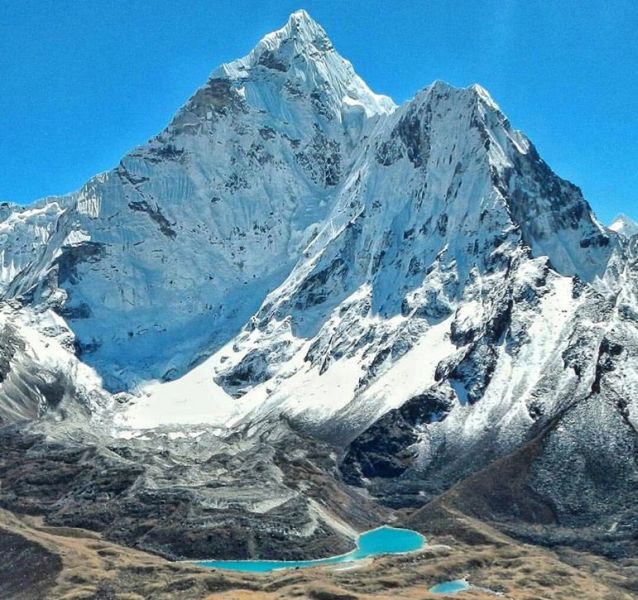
210, 9, 395, 120
215, 8, 333, 77
610, 213, 638, 237
269, 8, 332, 48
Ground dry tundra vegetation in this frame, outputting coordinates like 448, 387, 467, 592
2, 502, 636, 600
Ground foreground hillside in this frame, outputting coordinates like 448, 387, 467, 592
1, 505, 635, 600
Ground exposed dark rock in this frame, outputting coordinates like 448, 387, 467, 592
0, 421, 384, 562
294, 258, 348, 310
341, 391, 452, 484
147, 144, 185, 161
296, 128, 341, 186
193, 78, 238, 111
0, 326, 23, 384
591, 337, 624, 394
259, 126, 277, 140
258, 50, 289, 72
396, 106, 428, 168
128, 200, 176, 239
55, 242, 106, 285
215, 344, 289, 397
56, 302, 92, 320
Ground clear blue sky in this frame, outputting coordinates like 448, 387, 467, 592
1, 0, 636, 223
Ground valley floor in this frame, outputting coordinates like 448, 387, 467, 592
1, 505, 635, 600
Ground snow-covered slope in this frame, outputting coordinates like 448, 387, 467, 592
0, 10, 628, 440
120, 80, 616, 434
0, 199, 68, 293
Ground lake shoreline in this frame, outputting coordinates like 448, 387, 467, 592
190, 525, 427, 573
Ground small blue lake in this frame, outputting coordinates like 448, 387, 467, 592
430, 579, 471, 594
193, 526, 426, 573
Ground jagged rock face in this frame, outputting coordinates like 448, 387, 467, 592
211, 81, 615, 439
0, 419, 385, 560
0, 9, 637, 561
0, 10, 394, 390
342, 239, 638, 555
0, 10, 612, 403
0, 305, 110, 426
0, 200, 67, 294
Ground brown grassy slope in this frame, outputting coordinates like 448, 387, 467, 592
1, 505, 634, 600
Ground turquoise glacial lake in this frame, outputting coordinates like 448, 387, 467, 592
429, 579, 471, 594
193, 526, 426, 573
